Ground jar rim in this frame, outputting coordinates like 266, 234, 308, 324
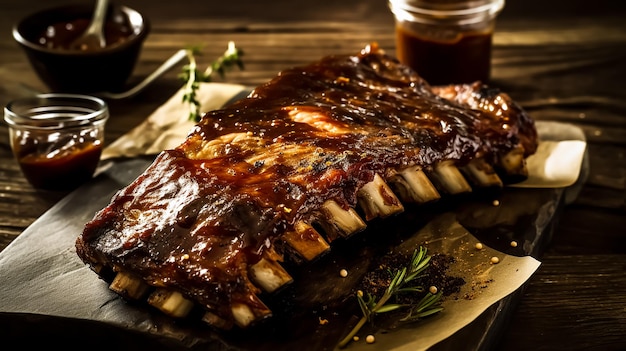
4, 93, 108, 130
389, 0, 505, 25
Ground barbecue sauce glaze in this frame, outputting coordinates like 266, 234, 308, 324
77, 43, 537, 324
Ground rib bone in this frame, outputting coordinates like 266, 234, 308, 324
429, 161, 473, 194
317, 200, 366, 240
231, 296, 272, 328
282, 221, 330, 261
357, 173, 404, 220
148, 289, 195, 318
462, 158, 503, 188
389, 166, 441, 204
203, 311, 233, 330
109, 271, 150, 300
231, 303, 257, 328
249, 257, 293, 293
498, 145, 528, 178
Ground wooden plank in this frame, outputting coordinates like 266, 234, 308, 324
497, 254, 626, 351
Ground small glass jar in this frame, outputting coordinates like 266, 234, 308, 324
3, 94, 108, 190
388, 0, 505, 85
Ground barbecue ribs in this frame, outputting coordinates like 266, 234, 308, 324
75, 43, 538, 330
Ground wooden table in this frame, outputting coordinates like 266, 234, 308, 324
1, 0, 624, 350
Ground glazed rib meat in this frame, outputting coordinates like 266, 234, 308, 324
75, 43, 537, 329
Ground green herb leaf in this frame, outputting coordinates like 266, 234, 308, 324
396, 286, 425, 294
180, 41, 244, 122
337, 246, 444, 349
375, 304, 404, 314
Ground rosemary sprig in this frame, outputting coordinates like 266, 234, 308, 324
337, 246, 444, 348
180, 41, 244, 122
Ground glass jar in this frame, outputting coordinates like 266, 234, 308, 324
3, 94, 108, 190
388, 0, 505, 85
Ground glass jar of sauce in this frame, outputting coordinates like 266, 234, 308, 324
388, 0, 505, 85
3, 94, 108, 190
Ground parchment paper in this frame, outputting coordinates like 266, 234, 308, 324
343, 213, 541, 351
101, 83, 249, 160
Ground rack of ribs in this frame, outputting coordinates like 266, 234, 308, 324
75, 43, 538, 330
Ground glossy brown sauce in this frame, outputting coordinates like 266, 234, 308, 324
78, 44, 536, 319
395, 26, 493, 85
17, 142, 102, 190
37, 18, 135, 50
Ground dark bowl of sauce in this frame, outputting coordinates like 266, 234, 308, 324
13, 3, 149, 93
3, 94, 109, 191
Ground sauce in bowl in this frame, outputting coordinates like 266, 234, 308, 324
37, 17, 135, 51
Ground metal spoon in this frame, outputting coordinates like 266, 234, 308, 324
69, 0, 109, 50
19, 49, 188, 100
98, 49, 188, 99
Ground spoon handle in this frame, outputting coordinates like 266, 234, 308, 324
86, 0, 109, 37
99, 49, 188, 100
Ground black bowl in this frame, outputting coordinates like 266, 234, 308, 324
13, 3, 150, 93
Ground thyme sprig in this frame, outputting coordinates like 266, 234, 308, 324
338, 247, 444, 348
180, 41, 244, 122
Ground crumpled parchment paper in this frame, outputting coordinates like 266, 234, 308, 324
101, 83, 249, 160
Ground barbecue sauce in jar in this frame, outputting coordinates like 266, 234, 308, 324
395, 26, 493, 85
15, 141, 103, 190
388, 0, 505, 85
4, 94, 109, 191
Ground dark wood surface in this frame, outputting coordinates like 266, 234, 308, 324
1, 0, 625, 350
